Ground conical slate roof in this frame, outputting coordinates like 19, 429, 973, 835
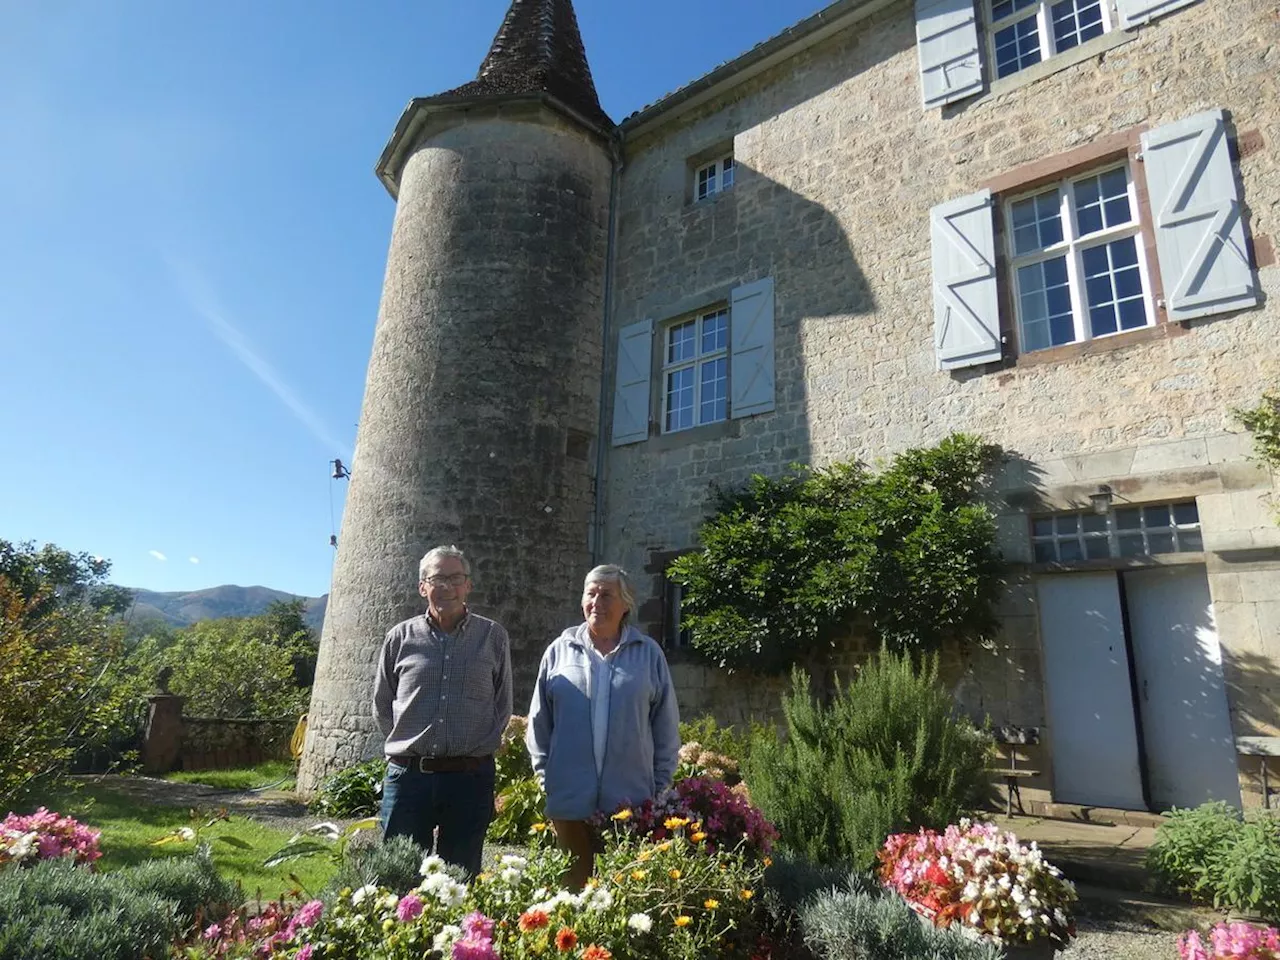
443, 0, 612, 131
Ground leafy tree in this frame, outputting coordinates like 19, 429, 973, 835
1234, 391, 1280, 521
668, 434, 1002, 674
0, 540, 134, 806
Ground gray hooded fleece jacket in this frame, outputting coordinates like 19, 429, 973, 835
526, 623, 681, 821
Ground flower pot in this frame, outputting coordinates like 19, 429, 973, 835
1001, 940, 1058, 960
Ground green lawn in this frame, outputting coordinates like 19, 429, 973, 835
164, 759, 297, 792
31, 781, 336, 900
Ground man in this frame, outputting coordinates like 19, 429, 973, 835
372, 545, 512, 876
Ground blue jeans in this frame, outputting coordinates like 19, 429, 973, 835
378, 758, 495, 878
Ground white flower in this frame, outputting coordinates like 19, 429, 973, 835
351, 884, 377, 906
436, 880, 467, 908
433, 924, 462, 951
500, 854, 528, 869
420, 873, 449, 894
1010, 886, 1025, 904
177, 827, 197, 842
376, 893, 400, 912
586, 888, 613, 911
7, 831, 38, 862
500, 867, 521, 884
962, 881, 980, 900
419, 854, 446, 876
627, 912, 653, 933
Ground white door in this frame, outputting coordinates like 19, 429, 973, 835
1037, 573, 1146, 809
1125, 566, 1241, 810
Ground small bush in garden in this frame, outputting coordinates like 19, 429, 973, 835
799, 875, 1002, 960
323, 833, 426, 902
1148, 802, 1280, 920
310, 756, 386, 817
595, 777, 778, 857
1179, 921, 1280, 960
0, 807, 102, 868
488, 774, 548, 845
878, 820, 1076, 947
0, 857, 181, 960
678, 717, 751, 782
746, 649, 991, 870
496, 715, 534, 790
117, 846, 239, 920
676, 741, 741, 785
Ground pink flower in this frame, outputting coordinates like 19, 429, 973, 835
397, 894, 424, 922
461, 911, 495, 940
453, 939, 498, 960
296, 946, 314, 960
295, 900, 324, 928
203, 923, 222, 940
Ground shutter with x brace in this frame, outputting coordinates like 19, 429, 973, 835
931, 189, 1002, 370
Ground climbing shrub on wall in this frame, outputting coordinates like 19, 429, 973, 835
1234, 392, 1280, 518
667, 434, 1002, 673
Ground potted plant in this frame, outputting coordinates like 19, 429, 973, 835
878, 819, 1077, 958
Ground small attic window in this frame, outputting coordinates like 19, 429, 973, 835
694, 153, 734, 202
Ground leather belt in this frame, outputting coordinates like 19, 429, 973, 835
387, 754, 492, 773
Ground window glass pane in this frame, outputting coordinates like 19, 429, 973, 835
1082, 513, 1107, 533
1085, 537, 1111, 559
1115, 507, 1142, 530
1084, 237, 1148, 338
697, 166, 714, 200
1143, 504, 1172, 528
721, 158, 735, 189
1058, 539, 1083, 562
1032, 517, 1055, 537
1051, 0, 1105, 51
1117, 298, 1146, 331
701, 311, 728, 353
1147, 532, 1175, 554
1019, 256, 1074, 351
668, 321, 696, 363
699, 358, 727, 424
1118, 534, 1146, 557
995, 17, 1043, 79
1090, 304, 1117, 337
993, 0, 1036, 20
1173, 501, 1199, 525
1011, 190, 1062, 255
1180, 530, 1204, 552
1056, 514, 1080, 535
666, 368, 694, 432
1034, 541, 1058, 563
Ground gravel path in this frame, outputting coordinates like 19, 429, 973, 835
1060, 919, 1180, 960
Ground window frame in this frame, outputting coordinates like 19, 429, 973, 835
694, 153, 735, 203
982, 126, 1180, 367
660, 306, 730, 434
1003, 159, 1159, 354
984, 0, 1115, 82
1029, 500, 1203, 563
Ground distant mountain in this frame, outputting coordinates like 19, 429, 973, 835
122, 585, 328, 633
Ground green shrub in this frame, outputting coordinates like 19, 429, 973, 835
119, 845, 239, 920
322, 833, 426, 901
0, 858, 180, 960
799, 876, 1002, 960
310, 757, 386, 817
746, 648, 991, 869
487, 775, 546, 844
495, 715, 533, 791
1148, 802, 1280, 919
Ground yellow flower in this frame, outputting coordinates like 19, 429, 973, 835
763, 857, 773, 867
611, 809, 633, 821
704, 899, 720, 910
631, 870, 647, 881
668, 869, 682, 880
613, 873, 625, 884
674, 916, 692, 927
637, 850, 652, 862
656, 841, 673, 853
691, 821, 703, 831
691, 832, 707, 843
740, 889, 754, 900
585, 878, 599, 889
663, 816, 689, 830
531, 822, 548, 833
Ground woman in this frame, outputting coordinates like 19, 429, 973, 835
526, 564, 681, 888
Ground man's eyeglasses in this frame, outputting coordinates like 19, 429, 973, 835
423, 574, 469, 588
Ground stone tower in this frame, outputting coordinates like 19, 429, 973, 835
299, 0, 615, 793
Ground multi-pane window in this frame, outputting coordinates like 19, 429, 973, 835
665, 580, 693, 650
663, 308, 728, 432
1006, 163, 1155, 353
1031, 501, 1203, 562
988, 0, 1109, 80
695, 154, 735, 202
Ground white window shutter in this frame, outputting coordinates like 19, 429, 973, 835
730, 277, 776, 419
610, 319, 653, 446
915, 0, 983, 108
1115, 0, 1200, 29
1141, 109, 1258, 322
931, 189, 1002, 370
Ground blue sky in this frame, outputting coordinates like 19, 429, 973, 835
0, 0, 830, 598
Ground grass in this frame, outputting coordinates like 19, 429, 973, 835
164, 759, 297, 792
30, 780, 337, 901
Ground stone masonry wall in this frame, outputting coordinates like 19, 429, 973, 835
300, 105, 612, 792
603, 0, 1280, 805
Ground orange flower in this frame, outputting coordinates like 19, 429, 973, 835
555, 926, 578, 952
674, 915, 692, 927
582, 947, 612, 960
763, 856, 773, 867
519, 910, 550, 932
691, 832, 707, 843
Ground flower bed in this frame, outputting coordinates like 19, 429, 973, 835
185, 823, 770, 960
594, 777, 778, 858
1179, 922, 1280, 960
878, 820, 1076, 949
0, 808, 101, 868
